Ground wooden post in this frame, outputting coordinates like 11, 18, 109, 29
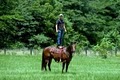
84, 46, 88, 56
4, 48, 6, 55
30, 47, 33, 55
115, 43, 117, 56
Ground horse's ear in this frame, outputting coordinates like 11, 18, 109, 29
73, 42, 77, 44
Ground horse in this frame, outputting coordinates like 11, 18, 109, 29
41, 42, 76, 73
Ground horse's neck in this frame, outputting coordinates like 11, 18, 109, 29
66, 46, 72, 53
66, 46, 73, 58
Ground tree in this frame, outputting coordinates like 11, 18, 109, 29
0, 0, 120, 54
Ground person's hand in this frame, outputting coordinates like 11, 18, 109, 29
65, 30, 67, 32
56, 30, 58, 32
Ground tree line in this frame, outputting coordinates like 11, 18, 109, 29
0, 0, 120, 57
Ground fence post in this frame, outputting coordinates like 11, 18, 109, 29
115, 46, 117, 56
84, 46, 88, 56
4, 48, 6, 54
30, 47, 33, 55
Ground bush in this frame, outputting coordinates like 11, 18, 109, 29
93, 38, 114, 58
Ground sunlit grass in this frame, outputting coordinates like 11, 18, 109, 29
0, 54, 120, 80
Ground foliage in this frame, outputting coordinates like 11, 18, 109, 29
0, 0, 120, 54
93, 37, 114, 58
28, 34, 52, 48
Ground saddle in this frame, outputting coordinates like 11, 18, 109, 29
50, 46, 65, 62
50, 47, 65, 54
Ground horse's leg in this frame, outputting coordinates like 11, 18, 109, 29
41, 61, 44, 70
45, 64, 47, 71
66, 62, 70, 72
42, 62, 45, 70
62, 62, 65, 73
45, 60, 48, 71
48, 58, 52, 71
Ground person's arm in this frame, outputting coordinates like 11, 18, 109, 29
56, 24, 58, 32
63, 24, 67, 32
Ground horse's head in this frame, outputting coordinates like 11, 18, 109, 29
67, 42, 76, 53
71, 42, 76, 53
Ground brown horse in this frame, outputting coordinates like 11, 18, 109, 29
41, 42, 76, 73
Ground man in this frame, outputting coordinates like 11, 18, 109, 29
56, 14, 67, 48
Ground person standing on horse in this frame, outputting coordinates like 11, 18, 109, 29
56, 14, 67, 48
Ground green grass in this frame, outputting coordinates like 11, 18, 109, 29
0, 54, 120, 80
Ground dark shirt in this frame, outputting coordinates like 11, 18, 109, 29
56, 19, 64, 30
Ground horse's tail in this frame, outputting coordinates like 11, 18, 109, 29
41, 49, 45, 70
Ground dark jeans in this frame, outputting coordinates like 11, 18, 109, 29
57, 30, 64, 46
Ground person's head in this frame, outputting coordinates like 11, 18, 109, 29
59, 14, 63, 19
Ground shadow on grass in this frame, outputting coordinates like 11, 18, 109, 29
41, 70, 77, 75
52, 71, 77, 75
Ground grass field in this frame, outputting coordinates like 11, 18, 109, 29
0, 54, 120, 80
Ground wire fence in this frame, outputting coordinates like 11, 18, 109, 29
0, 48, 43, 55
0, 48, 120, 57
